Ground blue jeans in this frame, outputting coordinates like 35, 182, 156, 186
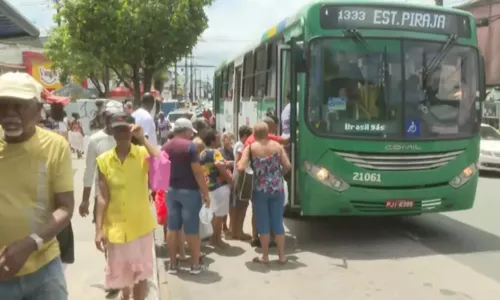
0, 257, 67, 300
166, 187, 202, 235
252, 190, 285, 235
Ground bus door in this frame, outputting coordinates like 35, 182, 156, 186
278, 43, 300, 209
233, 66, 242, 136
277, 44, 290, 135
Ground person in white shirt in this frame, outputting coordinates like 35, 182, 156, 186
132, 93, 157, 145
78, 100, 123, 298
156, 111, 171, 146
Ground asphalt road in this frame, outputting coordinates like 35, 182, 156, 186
156, 172, 500, 300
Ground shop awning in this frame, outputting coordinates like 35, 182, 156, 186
0, 0, 39, 38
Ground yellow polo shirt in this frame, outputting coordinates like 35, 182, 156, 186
96, 145, 157, 244
0, 127, 73, 276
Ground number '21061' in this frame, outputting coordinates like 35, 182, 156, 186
353, 172, 381, 182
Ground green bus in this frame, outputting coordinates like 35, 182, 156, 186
213, 0, 485, 217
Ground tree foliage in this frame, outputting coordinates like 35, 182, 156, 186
44, 25, 111, 97
52, 0, 212, 102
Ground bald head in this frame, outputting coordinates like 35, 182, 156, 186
253, 122, 269, 140
261, 116, 277, 134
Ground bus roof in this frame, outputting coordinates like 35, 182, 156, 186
214, 0, 474, 73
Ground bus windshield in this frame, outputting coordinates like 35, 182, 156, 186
307, 38, 479, 140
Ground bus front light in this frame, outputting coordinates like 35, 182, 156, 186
303, 161, 350, 192
449, 163, 477, 188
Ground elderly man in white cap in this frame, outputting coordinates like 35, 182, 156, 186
79, 99, 124, 298
0, 72, 74, 299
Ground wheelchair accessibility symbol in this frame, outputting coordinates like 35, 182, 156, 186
405, 120, 420, 137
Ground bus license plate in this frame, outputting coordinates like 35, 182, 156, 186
386, 200, 414, 208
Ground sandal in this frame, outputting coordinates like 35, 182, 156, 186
252, 257, 269, 264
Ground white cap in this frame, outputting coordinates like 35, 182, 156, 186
174, 118, 197, 133
0, 72, 43, 102
104, 100, 124, 114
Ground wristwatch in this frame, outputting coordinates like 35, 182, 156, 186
29, 233, 44, 250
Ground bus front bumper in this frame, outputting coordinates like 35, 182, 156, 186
300, 174, 478, 216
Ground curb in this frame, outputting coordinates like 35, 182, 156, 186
148, 205, 161, 300
148, 228, 161, 300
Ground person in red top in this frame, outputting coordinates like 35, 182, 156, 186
244, 116, 289, 146
244, 115, 288, 248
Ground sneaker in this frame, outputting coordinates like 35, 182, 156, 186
167, 263, 179, 274
189, 264, 207, 275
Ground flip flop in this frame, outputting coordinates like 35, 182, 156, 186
252, 257, 269, 265
278, 258, 289, 265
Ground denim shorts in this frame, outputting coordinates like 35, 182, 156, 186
166, 187, 203, 235
252, 190, 285, 235
0, 257, 67, 300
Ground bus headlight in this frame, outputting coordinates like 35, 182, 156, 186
449, 163, 477, 188
303, 161, 349, 192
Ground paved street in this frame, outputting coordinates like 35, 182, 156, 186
65, 158, 159, 300
154, 172, 500, 300
67, 155, 500, 300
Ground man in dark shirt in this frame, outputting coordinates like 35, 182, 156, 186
161, 118, 210, 275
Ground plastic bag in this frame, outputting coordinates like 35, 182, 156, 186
154, 190, 167, 225
199, 204, 213, 224
147, 151, 171, 191
199, 219, 213, 240
199, 204, 213, 240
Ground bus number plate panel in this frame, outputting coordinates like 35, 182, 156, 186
386, 200, 414, 209
353, 172, 381, 182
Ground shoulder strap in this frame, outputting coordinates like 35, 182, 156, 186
248, 144, 254, 170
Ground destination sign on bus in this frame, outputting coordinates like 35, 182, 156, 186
320, 5, 470, 37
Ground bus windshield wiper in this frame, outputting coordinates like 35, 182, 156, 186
343, 28, 373, 53
379, 46, 390, 117
422, 34, 457, 84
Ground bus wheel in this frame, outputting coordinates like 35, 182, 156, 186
283, 204, 300, 219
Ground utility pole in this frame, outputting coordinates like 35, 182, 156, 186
173, 60, 177, 98
53, 0, 61, 26
184, 56, 188, 100
190, 55, 194, 101
435, 0, 443, 6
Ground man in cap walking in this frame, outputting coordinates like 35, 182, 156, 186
0, 72, 74, 299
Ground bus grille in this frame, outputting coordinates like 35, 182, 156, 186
334, 150, 463, 171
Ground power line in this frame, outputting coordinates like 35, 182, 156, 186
198, 38, 252, 43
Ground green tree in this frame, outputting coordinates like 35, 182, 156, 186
55, 0, 212, 103
45, 25, 111, 97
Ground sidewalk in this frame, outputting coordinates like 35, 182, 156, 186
66, 158, 161, 300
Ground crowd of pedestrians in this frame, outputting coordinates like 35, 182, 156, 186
0, 71, 291, 300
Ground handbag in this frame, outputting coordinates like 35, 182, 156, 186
233, 144, 254, 202
147, 151, 171, 191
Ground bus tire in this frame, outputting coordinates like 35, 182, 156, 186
283, 204, 300, 219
